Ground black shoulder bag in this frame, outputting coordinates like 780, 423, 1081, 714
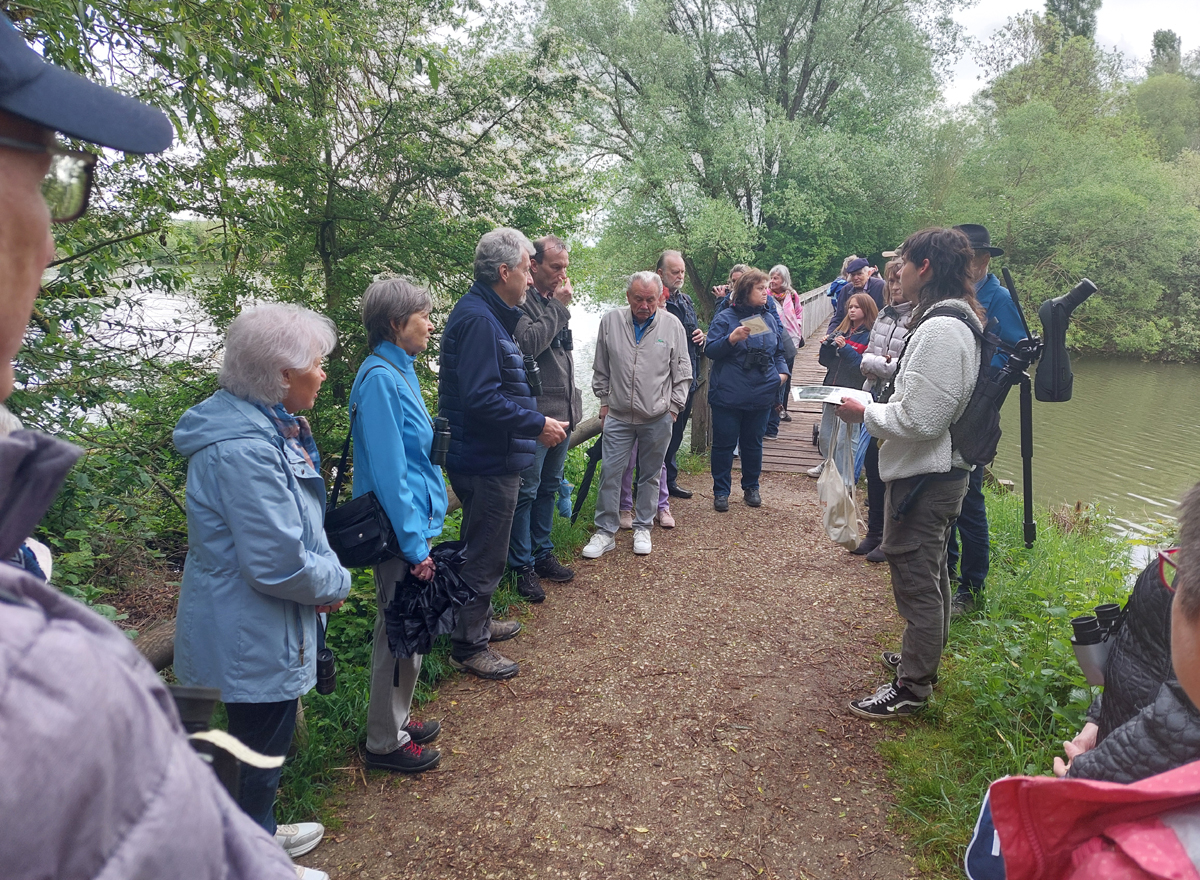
324, 367, 400, 568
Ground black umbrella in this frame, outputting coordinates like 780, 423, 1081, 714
384, 540, 477, 658
571, 434, 603, 524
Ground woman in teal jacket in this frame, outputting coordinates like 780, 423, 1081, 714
173, 303, 351, 848
349, 278, 451, 774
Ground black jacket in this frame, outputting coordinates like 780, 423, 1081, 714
664, 290, 701, 393
1067, 561, 1200, 783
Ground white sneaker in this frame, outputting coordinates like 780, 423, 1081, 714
276, 822, 324, 859
295, 867, 329, 880
807, 462, 824, 478
582, 532, 617, 559
633, 529, 652, 555
618, 509, 634, 530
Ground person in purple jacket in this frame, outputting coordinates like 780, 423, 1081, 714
0, 12, 304, 879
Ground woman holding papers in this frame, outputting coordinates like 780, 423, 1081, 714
704, 269, 790, 512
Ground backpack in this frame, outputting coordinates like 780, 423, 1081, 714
883, 306, 1007, 467
923, 306, 1007, 467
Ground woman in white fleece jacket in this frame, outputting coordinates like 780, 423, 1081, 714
835, 228, 983, 720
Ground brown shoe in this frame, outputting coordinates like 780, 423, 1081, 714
656, 507, 675, 528
487, 619, 522, 642
619, 509, 634, 530
449, 648, 519, 680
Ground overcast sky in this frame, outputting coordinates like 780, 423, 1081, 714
944, 0, 1200, 105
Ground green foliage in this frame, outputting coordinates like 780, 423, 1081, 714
1044, 0, 1100, 40
878, 489, 1133, 873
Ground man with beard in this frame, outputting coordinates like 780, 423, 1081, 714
656, 250, 705, 499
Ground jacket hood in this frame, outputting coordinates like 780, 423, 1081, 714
0, 431, 82, 558
173, 390, 278, 459
469, 280, 525, 336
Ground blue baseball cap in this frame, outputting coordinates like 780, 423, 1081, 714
0, 14, 172, 153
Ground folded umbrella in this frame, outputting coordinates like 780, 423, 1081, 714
571, 434, 603, 524
384, 540, 477, 658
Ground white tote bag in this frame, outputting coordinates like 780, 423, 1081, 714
818, 421, 860, 550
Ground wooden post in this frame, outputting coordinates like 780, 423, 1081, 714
690, 358, 711, 454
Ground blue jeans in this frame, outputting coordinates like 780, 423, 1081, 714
947, 465, 989, 594
507, 437, 572, 570
710, 404, 771, 497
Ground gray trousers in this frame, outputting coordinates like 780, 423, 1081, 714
594, 412, 673, 533
882, 473, 969, 699
367, 553, 424, 754
448, 471, 521, 660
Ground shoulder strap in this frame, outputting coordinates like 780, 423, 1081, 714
372, 351, 435, 429
328, 364, 389, 511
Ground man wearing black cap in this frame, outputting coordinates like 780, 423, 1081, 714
824, 256, 885, 339
0, 14, 305, 880
947, 223, 1026, 617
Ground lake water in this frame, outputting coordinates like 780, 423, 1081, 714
990, 356, 1200, 534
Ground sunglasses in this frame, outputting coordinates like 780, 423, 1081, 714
0, 135, 98, 223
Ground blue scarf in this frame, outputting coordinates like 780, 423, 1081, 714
255, 403, 320, 470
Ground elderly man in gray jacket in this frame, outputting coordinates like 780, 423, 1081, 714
582, 272, 692, 559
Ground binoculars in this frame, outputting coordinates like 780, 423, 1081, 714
1070, 602, 1123, 686
745, 348, 772, 370
524, 354, 543, 397
551, 326, 573, 351
315, 646, 337, 695
429, 416, 451, 467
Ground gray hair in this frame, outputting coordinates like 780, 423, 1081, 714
362, 277, 433, 350
627, 270, 662, 295
769, 264, 792, 290
656, 249, 683, 271
474, 227, 535, 284
219, 303, 337, 405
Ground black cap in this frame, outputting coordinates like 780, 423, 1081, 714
0, 14, 173, 153
846, 257, 869, 273
952, 224, 1004, 257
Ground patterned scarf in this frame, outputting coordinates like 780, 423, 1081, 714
256, 403, 320, 470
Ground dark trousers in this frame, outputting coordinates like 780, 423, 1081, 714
448, 471, 520, 659
864, 437, 884, 540
664, 387, 695, 486
947, 465, 989, 594
766, 354, 795, 436
710, 404, 771, 497
225, 698, 298, 835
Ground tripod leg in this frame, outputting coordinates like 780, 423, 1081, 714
1020, 374, 1036, 548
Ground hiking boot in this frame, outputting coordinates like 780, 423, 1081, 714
618, 509, 634, 530
667, 483, 693, 499
534, 554, 575, 582
806, 462, 824, 478
880, 651, 901, 675
848, 681, 927, 720
633, 528, 652, 555
275, 822, 324, 859
488, 619, 522, 642
657, 507, 675, 528
744, 488, 761, 507
364, 739, 442, 773
713, 495, 729, 512
582, 531, 616, 559
514, 566, 545, 603
951, 591, 977, 617
402, 718, 440, 745
851, 535, 881, 556
295, 867, 329, 880
449, 648, 519, 680
865, 545, 887, 563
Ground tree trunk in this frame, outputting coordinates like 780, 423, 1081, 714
690, 358, 711, 454
135, 618, 176, 672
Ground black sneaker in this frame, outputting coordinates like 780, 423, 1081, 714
667, 483, 693, 499
865, 545, 887, 563
951, 591, 977, 617
880, 651, 901, 674
402, 718, 440, 745
744, 488, 761, 507
364, 740, 441, 773
713, 495, 729, 512
534, 554, 575, 583
851, 535, 881, 556
515, 566, 545, 603
848, 681, 927, 719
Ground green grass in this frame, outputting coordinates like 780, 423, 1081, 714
875, 489, 1144, 875
276, 439, 601, 824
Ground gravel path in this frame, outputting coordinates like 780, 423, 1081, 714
306, 471, 917, 879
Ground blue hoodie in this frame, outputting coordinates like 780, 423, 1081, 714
173, 390, 350, 703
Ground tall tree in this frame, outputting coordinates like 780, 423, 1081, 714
1044, 0, 1101, 40
1150, 29, 1182, 75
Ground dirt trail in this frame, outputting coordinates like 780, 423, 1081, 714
307, 472, 916, 879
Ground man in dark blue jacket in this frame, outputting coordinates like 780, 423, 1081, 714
438, 228, 569, 679
948, 224, 1026, 617
658, 250, 705, 499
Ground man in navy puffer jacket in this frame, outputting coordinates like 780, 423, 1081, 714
438, 228, 569, 680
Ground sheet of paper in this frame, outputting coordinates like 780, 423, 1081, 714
790, 385, 873, 406
739, 315, 771, 335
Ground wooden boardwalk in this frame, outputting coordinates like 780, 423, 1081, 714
753, 340, 828, 474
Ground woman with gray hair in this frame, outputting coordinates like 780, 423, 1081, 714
348, 277, 454, 774
765, 263, 802, 437
172, 302, 351, 864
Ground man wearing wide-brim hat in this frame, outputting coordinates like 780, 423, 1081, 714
945, 223, 1027, 618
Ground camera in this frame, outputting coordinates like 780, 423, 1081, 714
315, 646, 337, 695
524, 354, 543, 396
430, 416, 451, 467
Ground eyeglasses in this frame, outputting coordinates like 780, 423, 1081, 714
1160, 547, 1179, 592
0, 135, 97, 223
